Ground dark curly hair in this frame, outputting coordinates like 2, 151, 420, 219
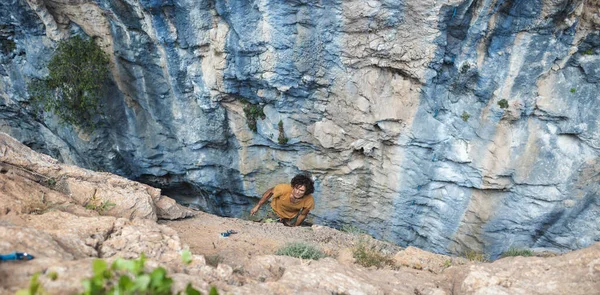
290, 174, 315, 196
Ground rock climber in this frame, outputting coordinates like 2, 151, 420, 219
250, 174, 315, 227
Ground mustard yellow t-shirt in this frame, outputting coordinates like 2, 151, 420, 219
270, 183, 315, 219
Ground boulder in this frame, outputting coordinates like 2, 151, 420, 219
394, 246, 468, 274
0, 132, 193, 221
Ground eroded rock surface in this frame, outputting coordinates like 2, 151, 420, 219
0, 142, 598, 294
0, 0, 599, 257
0, 132, 194, 221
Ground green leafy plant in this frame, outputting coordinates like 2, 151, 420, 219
275, 242, 325, 260
497, 99, 509, 109
28, 35, 110, 131
242, 102, 265, 132
16, 272, 46, 295
583, 49, 594, 55
570, 87, 576, 93
18, 255, 219, 295
181, 249, 193, 265
277, 120, 289, 145
460, 111, 470, 122
500, 247, 533, 258
84, 191, 116, 214
81, 254, 215, 295
352, 239, 394, 268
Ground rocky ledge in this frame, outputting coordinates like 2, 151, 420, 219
1, 132, 598, 294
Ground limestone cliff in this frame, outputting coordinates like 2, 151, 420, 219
0, 0, 599, 257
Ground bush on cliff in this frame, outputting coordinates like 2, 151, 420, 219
352, 238, 394, 269
28, 35, 110, 131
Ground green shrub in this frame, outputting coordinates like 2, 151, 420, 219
28, 35, 110, 131
1, 38, 16, 54
18, 254, 219, 295
583, 49, 594, 55
460, 111, 470, 122
243, 102, 265, 132
570, 87, 576, 93
497, 99, 509, 109
277, 120, 289, 144
500, 247, 533, 258
460, 63, 470, 74
352, 240, 394, 268
275, 242, 325, 260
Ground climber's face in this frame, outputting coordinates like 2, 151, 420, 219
292, 185, 306, 199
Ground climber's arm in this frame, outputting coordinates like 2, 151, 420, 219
294, 208, 311, 226
250, 187, 274, 215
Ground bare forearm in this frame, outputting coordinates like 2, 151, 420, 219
256, 188, 274, 208
294, 214, 307, 226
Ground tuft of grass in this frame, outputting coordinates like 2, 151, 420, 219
48, 272, 58, 281
340, 224, 366, 235
275, 242, 325, 260
277, 120, 289, 145
84, 191, 115, 214
352, 239, 394, 268
583, 48, 594, 55
44, 177, 57, 188
205, 254, 223, 267
463, 249, 488, 262
497, 99, 509, 109
500, 247, 533, 258
461, 111, 470, 122
22, 193, 60, 215
570, 87, 576, 93
443, 259, 452, 268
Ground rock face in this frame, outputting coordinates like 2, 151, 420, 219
0, 0, 599, 256
0, 140, 599, 294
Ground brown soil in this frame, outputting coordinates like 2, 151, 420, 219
162, 211, 401, 269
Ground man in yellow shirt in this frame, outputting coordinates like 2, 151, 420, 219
250, 174, 315, 227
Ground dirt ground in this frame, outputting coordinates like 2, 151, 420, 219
161, 211, 401, 270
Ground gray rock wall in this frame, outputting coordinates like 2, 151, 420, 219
1, 0, 599, 257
